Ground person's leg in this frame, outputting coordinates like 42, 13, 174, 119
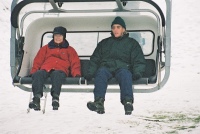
115, 69, 134, 115
93, 67, 112, 99
50, 70, 66, 110
87, 67, 112, 114
32, 70, 49, 97
29, 70, 49, 110
115, 69, 133, 101
50, 70, 66, 97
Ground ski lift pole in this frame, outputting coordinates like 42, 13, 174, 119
159, 0, 172, 89
10, 0, 20, 78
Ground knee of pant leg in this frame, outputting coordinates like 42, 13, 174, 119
32, 70, 48, 79
51, 70, 61, 75
53, 70, 65, 75
116, 69, 132, 79
97, 67, 109, 73
96, 67, 112, 77
50, 70, 66, 79
117, 69, 131, 74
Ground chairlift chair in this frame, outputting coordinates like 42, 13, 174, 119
10, 0, 172, 94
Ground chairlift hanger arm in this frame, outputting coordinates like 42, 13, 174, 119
116, 0, 124, 11
48, 0, 124, 12
11, 0, 165, 28
49, 0, 58, 10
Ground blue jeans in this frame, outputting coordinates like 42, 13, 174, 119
32, 70, 66, 98
94, 67, 134, 102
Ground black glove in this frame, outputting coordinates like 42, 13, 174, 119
84, 74, 93, 81
133, 73, 141, 80
27, 74, 32, 77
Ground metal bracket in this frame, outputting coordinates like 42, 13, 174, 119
115, 0, 124, 11
79, 77, 82, 85
49, 0, 58, 10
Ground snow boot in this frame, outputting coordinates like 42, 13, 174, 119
52, 95, 59, 110
87, 97, 105, 114
122, 99, 134, 115
29, 97, 40, 111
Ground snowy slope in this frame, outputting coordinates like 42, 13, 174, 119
1, 0, 200, 134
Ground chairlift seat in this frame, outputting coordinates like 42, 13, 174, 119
16, 58, 156, 85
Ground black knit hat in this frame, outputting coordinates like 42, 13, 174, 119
111, 16, 126, 29
53, 26, 67, 38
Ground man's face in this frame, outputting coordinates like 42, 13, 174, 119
111, 24, 125, 38
54, 34, 64, 44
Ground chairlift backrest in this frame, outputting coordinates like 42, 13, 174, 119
19, 15, 159, 78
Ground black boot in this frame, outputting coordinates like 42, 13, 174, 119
29, 97, 40, 111
87, 97, 105, 114
52, 94, 59, 110
122, 99, 134, 115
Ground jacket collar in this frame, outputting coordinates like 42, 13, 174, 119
111, 32, 129, 40
48, 39, 69, 49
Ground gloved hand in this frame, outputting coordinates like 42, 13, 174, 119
133, 73, 141, 80
27, 74, 32, 77
84, 74, 93, 81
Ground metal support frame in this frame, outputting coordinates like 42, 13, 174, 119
10, 0, 18, 79
158, 0, 171, 89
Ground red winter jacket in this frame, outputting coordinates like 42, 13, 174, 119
30, 40, 81, 77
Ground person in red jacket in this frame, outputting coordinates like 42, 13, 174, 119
29, 26, 81, 111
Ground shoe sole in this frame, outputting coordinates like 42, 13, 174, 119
124, 103, 133, 115
87, 102, 105, 114
29, 103, 40, 111
87, 102, 96, 111
52, 100, 59, 110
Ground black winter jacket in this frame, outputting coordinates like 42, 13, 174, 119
87, 33, 146, 79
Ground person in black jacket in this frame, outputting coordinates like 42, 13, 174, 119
85, 16, 146, 115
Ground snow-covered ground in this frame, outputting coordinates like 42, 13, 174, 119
1, 0, 200, 134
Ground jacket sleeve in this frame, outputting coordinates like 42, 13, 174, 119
68, 47, 81, 77
87, 42, 102, 77
131, 42, 146, 79
30, 46, 47, 74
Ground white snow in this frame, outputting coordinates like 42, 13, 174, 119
0, 0, 200, 134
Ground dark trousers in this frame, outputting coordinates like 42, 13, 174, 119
32, 70, 66, 98
94, 67, 134, 102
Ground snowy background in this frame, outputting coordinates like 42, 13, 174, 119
1, 0, 200, 134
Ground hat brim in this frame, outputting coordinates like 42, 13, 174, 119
53, 32, 63, 34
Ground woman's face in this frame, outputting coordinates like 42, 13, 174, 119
54, 34, 64, 44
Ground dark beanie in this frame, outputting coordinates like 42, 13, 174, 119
53, 26, 67, 38
111, 16, 126, 29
